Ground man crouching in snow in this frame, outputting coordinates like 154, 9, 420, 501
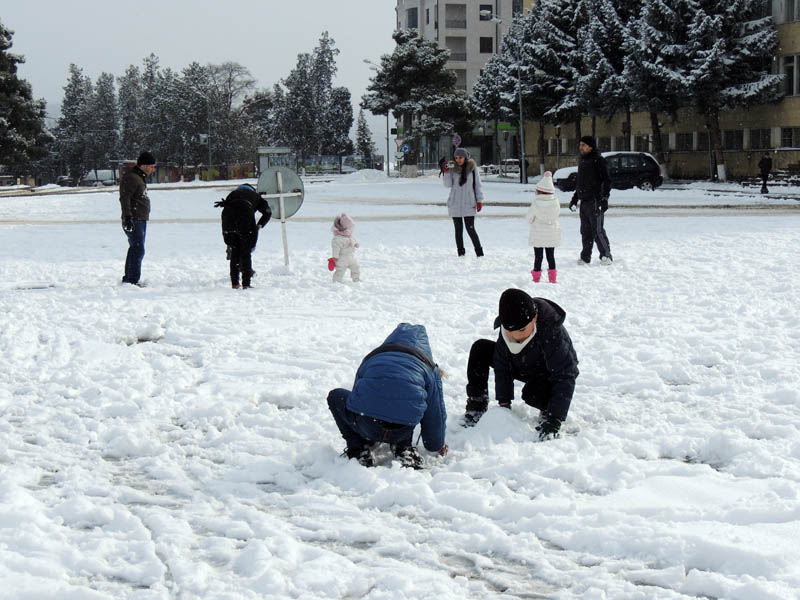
463, 288, 579, 440
327, 323, 447, 469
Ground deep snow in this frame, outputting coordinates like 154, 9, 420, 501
1, 174, 799, 599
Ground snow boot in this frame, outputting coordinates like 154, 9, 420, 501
475, 246, 484, 257
600, 256, 613, 265
531, 269, 542, 282
343, 446, 374, 467
462, 394, 489, 427
548, 269, 557, 283
393, 445, 423, 469
457, 247, 466, 257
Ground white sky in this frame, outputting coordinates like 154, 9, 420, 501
3, 0, 397, 149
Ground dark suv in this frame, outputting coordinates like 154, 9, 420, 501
553, 152, 663, 192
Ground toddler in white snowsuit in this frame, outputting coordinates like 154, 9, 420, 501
525, 171, 562, 283
329, 213, 360, 282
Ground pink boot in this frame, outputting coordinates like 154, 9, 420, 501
548, 269, 557, 283
531, 269, 541, 282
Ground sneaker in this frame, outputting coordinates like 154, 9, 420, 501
393, 445, 423, 469
600, 256, 613, 265
577, 258, 590, 265
343, 446, 374, 467
462, 394, 489, 428
232, 283, 241, 289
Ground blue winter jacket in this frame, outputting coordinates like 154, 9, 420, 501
346, 323, 446, 451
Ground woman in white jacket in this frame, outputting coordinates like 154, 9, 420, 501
525, 171, 561, 283
442, 147, 484, 257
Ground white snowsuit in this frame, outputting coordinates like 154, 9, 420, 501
526, 192, 562, 248
331, 234, 360, 282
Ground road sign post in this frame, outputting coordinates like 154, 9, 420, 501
257, 166, 305, 267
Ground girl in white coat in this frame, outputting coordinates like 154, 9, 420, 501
525, 171, 561, 283
329, 213, 360, 282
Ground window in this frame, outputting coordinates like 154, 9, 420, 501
597, 137, 611, 152
750, 128, 772, 149
548, 139, 559, 155
634, 135, 649, 152
566, 138, 577, 154
453, 69, 467, 91
782, 55, 797, 96
660, 133, 669, 152
614, 135, 627, 151
479, 4, 493, 20
675, 133, 693, 151
723, 130, 744, 150
512, 0, 522, 15
786, 0, 800, 22
426, 8, 430, 25
480, 37, 493, 53
446, 37, 467, 62
605, 156, 619, 169
445, 4, 467, 29
697, 132, 710, 151
781, 127, 800, 148
621, 155, 638, 169
406, 7, 418, 29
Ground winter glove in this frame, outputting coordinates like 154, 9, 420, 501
327, 257, 337, 271
599, 196, 609, 213
569, 198, 578, 212
476, 202, 483, 212
122, 217, 134, 234
438, 444, 448, 457
536, 415, 562, 441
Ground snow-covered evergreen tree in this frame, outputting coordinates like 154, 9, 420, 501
324, 87, 354, 163
355, 108, 377, 167
86, 72, 118, 179
117, 65, 141, 160
624, 0, 696, 171
55, 64, 92, 183
278, 52, 317, 167
362, 30, 468, 176
0, 19, 51, 174
685, 0, 783, 180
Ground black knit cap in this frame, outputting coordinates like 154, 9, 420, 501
137, 151, 156, 166
495, 288, 537, 331
579, 135, 595, 149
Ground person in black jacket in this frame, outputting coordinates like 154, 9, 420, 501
569, 136, 613, 265
215, 183, 271, 289
119, 151, 156, 286
758, 152, 772, 194
462, 288, 579, 441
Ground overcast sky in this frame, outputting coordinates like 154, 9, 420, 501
3, 1, 397, 150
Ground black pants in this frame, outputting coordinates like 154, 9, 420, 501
579, 200, 612, 262
452, 217, 483, 256
534, 247, 556, 271
465, 339, 551, 411
226, 231, 258, 287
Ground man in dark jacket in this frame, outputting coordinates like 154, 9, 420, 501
462, 288, 579, 441
758, 152, 772, 194
569, 136, 613, 265
119, 151, 156, 285
327, 323, 447, 469
215, 183, 271, 289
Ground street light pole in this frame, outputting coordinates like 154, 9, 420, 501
363, 58, 391, 177
517, 60, 527, 184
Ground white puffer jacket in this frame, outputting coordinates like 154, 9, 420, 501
525, 192, 562, 248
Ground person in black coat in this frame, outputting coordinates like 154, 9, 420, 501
569, 136, 613, 265
215, 183, 271, 289
462, 288, 579, 440
758, 152, 772, 194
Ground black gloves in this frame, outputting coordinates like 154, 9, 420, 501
569, 198, 578, 212
438, 157, 447, 176
536, 414, 562, 441
122, 217, 134, 234
599, 196, 609, 213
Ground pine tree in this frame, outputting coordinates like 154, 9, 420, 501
355, 108, 377, 167
686, 0, 783, 180
324, 87, 354, 167
279, 52, 317, 168
624, 0, 696, 171
0, 19, 51, 175
361, 30, 468, 176
86, 72, 118, 178
117, 64, 141, 160
55, 64, 92, 183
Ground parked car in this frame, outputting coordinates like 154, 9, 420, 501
500, 158, 520, 175
56, 176, 74, 187
553, 152, 663, 192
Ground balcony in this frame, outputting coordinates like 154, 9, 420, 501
445, 19, 467, 28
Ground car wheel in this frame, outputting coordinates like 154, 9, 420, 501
638, 179, 654, 191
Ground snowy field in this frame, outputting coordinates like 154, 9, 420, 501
1, 173, 799, 599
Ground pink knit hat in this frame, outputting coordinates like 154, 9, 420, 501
536, 171, 555, 194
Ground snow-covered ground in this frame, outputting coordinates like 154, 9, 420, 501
1, 174, 799, 599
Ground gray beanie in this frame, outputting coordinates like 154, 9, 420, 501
454, 147, 470, 159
